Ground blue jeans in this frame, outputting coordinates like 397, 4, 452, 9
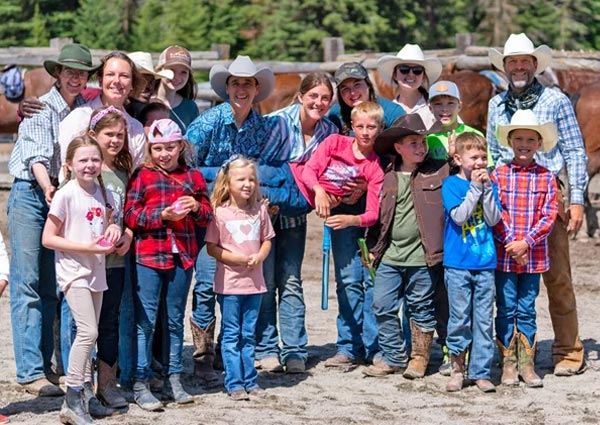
256, 222, 308, 363
60, 295, 75, 372
495, 271, 541, 347
330, 224, 378, 361
373, 263, 436, 367
192, 238, 217, 330
8, 179, 58, 384
134, 256, 192, 379
118, 252, 136, 388
445, 267, 495, 380
218, 293, 262, 393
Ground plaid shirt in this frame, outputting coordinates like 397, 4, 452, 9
487, 84, 588, 205
491, 161, 558, 273
124, 165, 212, 270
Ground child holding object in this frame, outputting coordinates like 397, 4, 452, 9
205, 156, 275, 401
491, 109, 558, 388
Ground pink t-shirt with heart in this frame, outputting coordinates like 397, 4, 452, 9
205, 202, 275, 295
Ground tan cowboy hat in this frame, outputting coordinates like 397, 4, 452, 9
44, 43, 99, 76
209, 55, 275, 103
489, 33, 552, 75
374, 113, 441, 155
376, 44, 442, 85
127, 51, 173, 80
497, 109, 558, 152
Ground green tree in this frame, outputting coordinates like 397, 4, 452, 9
130, 0, 165, 51
475, 0, 519, 46
0, 0, 29, 47
73, 0, 128, 49
25, 0, 49, 47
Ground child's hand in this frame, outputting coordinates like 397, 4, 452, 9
471, 169, 488, 183
0, 279, 7, 298
514, 253, 528, 266
173, 196, 199, 214
161, 205, 190, 221
342, 178, 367, 205
325, 214, 359, 230
360, 252, 375, 268
114, 231, 133, 256
103, 224, 122, 245
505, 240, 528, 257
91, 236, 116, 254
314, 186, 331, 219
262, 198, 280, 217
447, 130, 457, 157
246, 253, 264, 269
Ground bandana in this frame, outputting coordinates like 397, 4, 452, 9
500, 78, 544, 119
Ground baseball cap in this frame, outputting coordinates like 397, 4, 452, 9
334, 62, 369, 84
157, 45, 192, 71
429, 81, 460, 101
148, 119, 183, 144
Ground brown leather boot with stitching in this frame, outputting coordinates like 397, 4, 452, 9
517, 333, 543, 388
497, 333, 519, 386
446, 352, 466, 392
403, 320, 434, 379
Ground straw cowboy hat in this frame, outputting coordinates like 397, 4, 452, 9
497, 109, 558, 152
44, 43, 99, 77
377, 44, 442, 85
127, 51, 173, 80
489, 33, 552, 75
209, 55, 275, 103
374, 113, 441, 155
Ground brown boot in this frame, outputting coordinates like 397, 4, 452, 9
497, 333, 519, 386
403, 320, 434, 379
97, 360, 128, 409
445, 352, 465, 392
517, 333, 543, 388
190, 318, 220, 384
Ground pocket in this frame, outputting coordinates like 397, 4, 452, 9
421, 178, 443, 205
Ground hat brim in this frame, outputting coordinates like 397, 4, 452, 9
43, 59, 100, 78
374, 122, 441, 156
209, 65, 275, 103
497, 122, 558, 152
376, 56, 442, 87
140, 66, 173, 80
489, 45, 552, 75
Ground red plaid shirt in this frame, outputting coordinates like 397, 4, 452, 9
125, 165, 212, 270
491, 161, 558, 273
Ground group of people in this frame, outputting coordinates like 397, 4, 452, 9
0, 31, 587, 424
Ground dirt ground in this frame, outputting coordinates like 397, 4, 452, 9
0, 189, 599, 425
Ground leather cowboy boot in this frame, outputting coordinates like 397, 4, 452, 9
517, 333, 543, 388
96, 360, 128, 409
497, 332, 519, 386
445, 352, 465, 392
190, 318, 220, 384
403, 319, 434, 379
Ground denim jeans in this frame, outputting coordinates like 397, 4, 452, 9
330, 224, 378, 361
445, 267, 495, 380
192, 236, 217, 330
118, 252, 136, 388
256, 222, 308, 363
60, 295, 76, 372
98, 267, 125, 366
495, 271, 541, 347
8, 179, 58, 384
218, 293, 262, 393
373, 263, 436, 367
134, 256, 192, 379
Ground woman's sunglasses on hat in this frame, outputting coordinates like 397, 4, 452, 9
397, 65, 425, 76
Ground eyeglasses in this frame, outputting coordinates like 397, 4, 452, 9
63, 68, 89, 79
397, 65, 425, 76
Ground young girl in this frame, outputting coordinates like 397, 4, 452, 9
205, 156, 275, 401
124, 119, 211, 411
42, 135, 122, 425
87, 106, 133, 409
153, 45, 199, 132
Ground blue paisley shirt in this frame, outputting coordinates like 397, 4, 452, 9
186, 102, 273, 167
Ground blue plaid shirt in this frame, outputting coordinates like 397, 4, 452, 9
8, 86, 86, 180
486, 86, 588, 205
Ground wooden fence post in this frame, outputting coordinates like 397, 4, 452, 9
455, 33, 473, 54
211, 44, 230, 60
323, 37, 344, 62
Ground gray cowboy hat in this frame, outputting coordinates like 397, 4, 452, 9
44, 43, 99, 77
209, 55, 275, 103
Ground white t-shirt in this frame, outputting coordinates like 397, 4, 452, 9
49, 180, 114, 292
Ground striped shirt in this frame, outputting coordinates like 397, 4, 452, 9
491, 161, 558, 273
8, 86, 86, 180
266, 103, 339, 229
486, 86, 588, 205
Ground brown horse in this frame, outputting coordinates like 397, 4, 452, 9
0, 67, 55, 134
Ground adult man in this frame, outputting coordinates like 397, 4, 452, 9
486, 33, 587, 376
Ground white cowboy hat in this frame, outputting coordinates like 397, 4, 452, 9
497, 109, 558, 152
209, 55, 275, 103
376, 44, 442, 86
127, 51, 173, 80
489, 33, 552, 75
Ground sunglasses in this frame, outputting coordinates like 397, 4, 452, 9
397, 65, 425, 76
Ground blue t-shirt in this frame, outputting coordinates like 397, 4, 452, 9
442, 175, 498, 270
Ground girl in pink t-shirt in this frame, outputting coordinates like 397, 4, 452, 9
205, 156, 275, 401
42, 135, 121, 425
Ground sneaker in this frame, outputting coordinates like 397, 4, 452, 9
256, 357, 283, 373
324, 353, 355, 368
21, 377, 64, 397
247, 387, 268, 400
229, 389, 249, 401
285, 358, 306, 374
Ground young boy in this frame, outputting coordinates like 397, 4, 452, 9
427, 80, 493, 166
491, 109, 558, 388
442, 133, 502, 393
362, 113, 449, 378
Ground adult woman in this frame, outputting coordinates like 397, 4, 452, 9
153, 45, 199, 132
255, 72, 339, 373
185, 55, 276, 382
328, 62, 405, 135
7, 43, 98, 397
377, 43, 442, 129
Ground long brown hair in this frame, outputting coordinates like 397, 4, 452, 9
291, 71, 333, 107
88, 106, 133, 175
338, 77, 377, 136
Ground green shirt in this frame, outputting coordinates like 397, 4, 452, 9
382, 172, 426, 267
427, 123, 494, 166
102, 168, 128, 269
